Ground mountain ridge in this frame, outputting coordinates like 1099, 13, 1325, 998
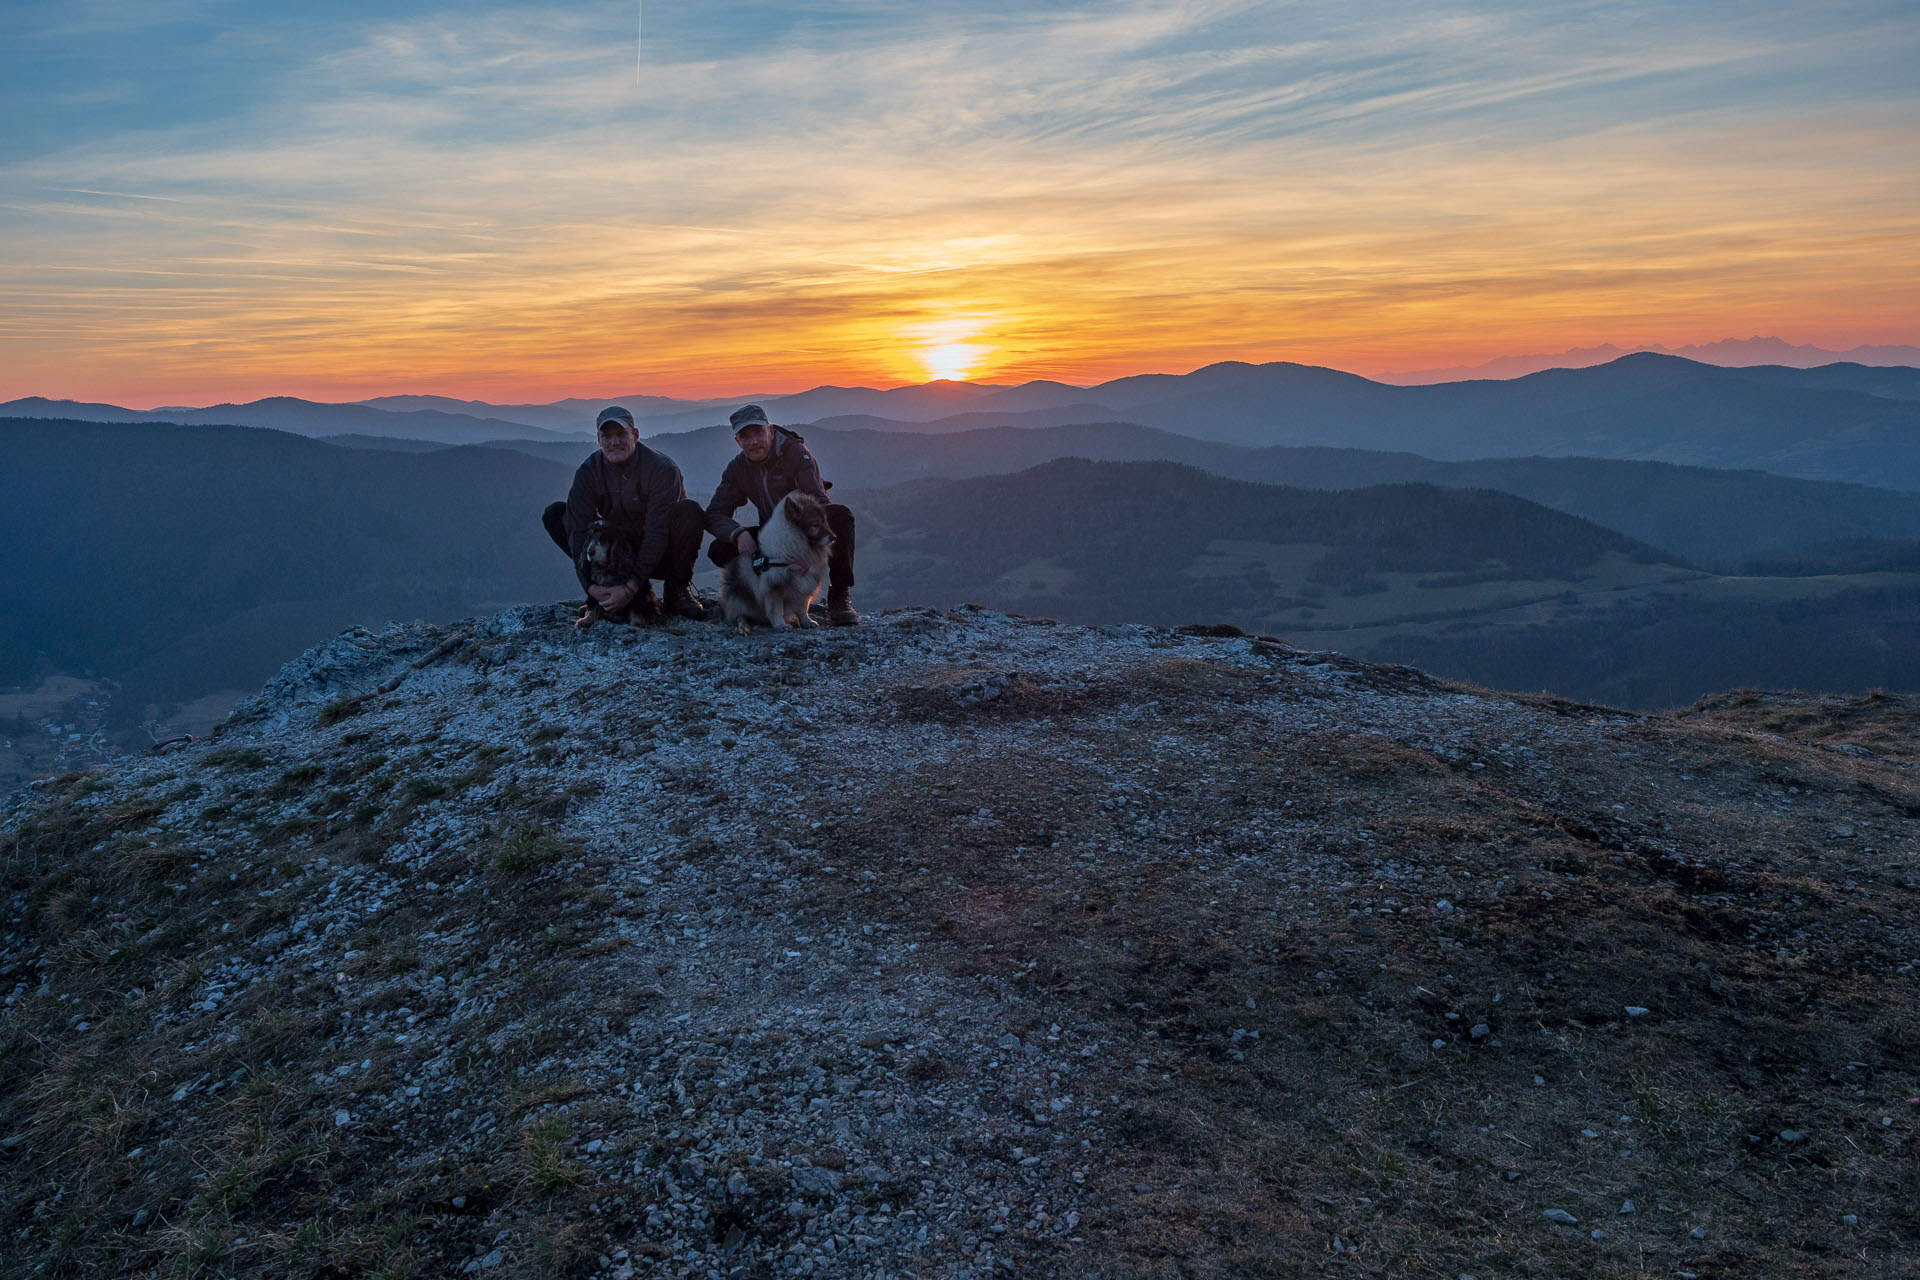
0, 396, 576, 446
1387, 336, 1920, 383
12, 352, 1920, 458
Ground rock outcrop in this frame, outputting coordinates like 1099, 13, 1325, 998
3, 605, 1916, 1278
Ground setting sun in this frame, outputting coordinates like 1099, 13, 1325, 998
922, 341, 990, 382
912, 316, 995, 383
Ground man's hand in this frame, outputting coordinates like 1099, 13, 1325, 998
588, 583, 635, 610
735, 530, 757, 557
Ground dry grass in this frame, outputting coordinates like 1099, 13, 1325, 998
0, 766, 629, 1279
1677, 687, 1920, 765
790, 672, 1920, 1278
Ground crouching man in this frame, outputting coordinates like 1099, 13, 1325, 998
705, 404, 859, 625
541, 406, 706, 623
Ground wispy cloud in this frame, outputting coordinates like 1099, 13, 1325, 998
1, 0, 1916, 402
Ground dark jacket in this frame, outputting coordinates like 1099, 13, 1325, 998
704, 426, 830, 543
564, 443, 688, 583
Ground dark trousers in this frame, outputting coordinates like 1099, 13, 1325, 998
708, 503, 856, 590
542, 498, 706, 592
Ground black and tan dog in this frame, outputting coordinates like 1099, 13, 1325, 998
575, 520, 655, 630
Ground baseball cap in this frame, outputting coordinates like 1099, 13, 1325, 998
595, 406, 637, 432
729, 404, 773, 434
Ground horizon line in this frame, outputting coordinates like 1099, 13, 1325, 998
7, 336, 1920, 413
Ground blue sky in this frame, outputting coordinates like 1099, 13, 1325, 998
3, 1, 1916, 402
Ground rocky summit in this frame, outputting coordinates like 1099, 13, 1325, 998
3, 604, 1917, 1279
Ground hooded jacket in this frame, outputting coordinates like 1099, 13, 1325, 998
703, 426, 830, 543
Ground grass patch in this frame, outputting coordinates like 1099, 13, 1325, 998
399, 776, 448, 804
330, 751, 390, 783
520, 1117, 583, 1194
494, 824, 567, 876
204, 746, 269, 769
269, 763, 325, 798
317, 694, 371, 726
384, 936, 418, 975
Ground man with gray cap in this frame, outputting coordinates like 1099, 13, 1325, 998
705, 404, 858, 624
541, 406, 707, 621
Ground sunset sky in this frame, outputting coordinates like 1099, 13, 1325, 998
3, 0, 1917, 406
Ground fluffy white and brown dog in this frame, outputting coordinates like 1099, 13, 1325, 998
720, 492, 834, 632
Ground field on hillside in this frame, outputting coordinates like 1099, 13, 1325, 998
1298, 565, 1920, 637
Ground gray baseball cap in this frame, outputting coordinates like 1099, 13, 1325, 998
595, 405, 637, 432
729, 404, 773, 434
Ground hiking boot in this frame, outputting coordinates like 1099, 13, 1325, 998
664, 581, 706, 621
826, 587, 860, 626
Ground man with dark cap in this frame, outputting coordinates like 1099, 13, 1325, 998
542, 406, 707, 622
705, 404, 859, 625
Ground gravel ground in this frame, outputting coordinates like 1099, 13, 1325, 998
4, 602, 1916, 1278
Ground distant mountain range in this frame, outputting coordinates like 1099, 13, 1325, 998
848, 458, 1920, 706
318, 338, 1920, 424
846, 460, 1920, 709
1385, 336, 1920, 383
787, 356, 1920, 490
19, 356, 1920, 564
354, 393, 741, 434
730, 422, 1920, 567
12, 352, 1920, 487
850, 455, 1678, 618
0, 395, 576, 446
325, 417, 1920, 568
0, 419, 573, 722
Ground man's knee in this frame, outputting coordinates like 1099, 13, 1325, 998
651, 500, 704, 583
541, 501, 569, 553
826, 504, 855, 549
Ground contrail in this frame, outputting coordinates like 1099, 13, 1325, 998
637, 0, 643, 77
